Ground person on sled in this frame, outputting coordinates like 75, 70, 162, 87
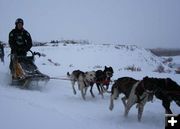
0, 42, 4, 62
9, 18, 32, 75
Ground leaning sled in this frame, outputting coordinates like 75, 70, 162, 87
10, 50, 50, 88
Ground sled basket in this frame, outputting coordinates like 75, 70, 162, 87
11, 51, 49, 86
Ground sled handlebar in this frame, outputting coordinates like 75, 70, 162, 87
9, 50, 41, 60
29, 50, 41, 57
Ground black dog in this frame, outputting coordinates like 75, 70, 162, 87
135, 76, 180, 114
90, 66, 114, 98
110, 77, 155, 122
109, 77, 138, 110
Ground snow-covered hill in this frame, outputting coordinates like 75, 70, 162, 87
0, 43, 179, 129
33, 43, 173, 75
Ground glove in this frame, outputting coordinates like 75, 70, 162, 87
33, 52, 41, 57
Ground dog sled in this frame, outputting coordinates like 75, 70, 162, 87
11, 50, 50, 88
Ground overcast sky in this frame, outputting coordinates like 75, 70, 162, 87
0, 0, 180, 48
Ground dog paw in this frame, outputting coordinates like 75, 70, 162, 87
82, 97, 86, 100
91, 94, 95, 98
101, 95, 104, 99
109, 106, 113, 111
82, 94, 86, 100
138, 117, 142, 122
73, 91, 76, 95
124, 112, 128, 117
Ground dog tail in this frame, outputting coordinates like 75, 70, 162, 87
67, 72, 70, 77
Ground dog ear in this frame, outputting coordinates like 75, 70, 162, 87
167, 78, 171, 81
144, 76, 148, 80
111, 67, 114, 72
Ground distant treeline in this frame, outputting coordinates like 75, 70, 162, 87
50, 39, 90, 45
150, 48, 180, 56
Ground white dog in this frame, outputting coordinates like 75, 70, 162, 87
67, 70, 96, 100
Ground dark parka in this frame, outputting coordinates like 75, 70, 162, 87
9, 28, 32, 56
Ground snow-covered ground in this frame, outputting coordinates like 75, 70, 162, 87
0, 43, 179, 129
172, 56, 180, 68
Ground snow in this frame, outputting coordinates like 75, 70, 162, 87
0, 43, 179, 129
172, 56, 180, 68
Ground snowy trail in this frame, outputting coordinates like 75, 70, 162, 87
0, 80, 166, 129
